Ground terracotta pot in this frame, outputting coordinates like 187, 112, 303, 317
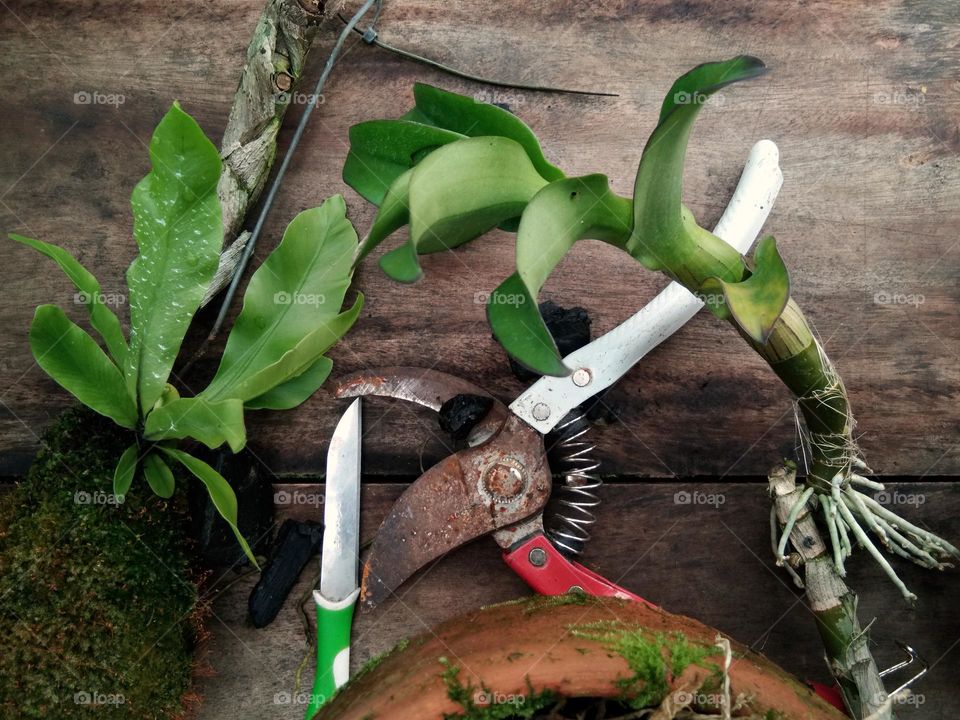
319, 596, 845, 719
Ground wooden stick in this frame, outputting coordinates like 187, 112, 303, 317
769, 463, 889, 720
202, 0, 345, 307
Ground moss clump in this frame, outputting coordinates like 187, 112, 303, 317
0, 408, 198, 719
352, 638, 411, 684
439, 658, 556, 720
568, 621, 717, 710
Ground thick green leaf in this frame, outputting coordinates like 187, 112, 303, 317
144, 397, 246, 453
405, 83, 565, 183
373, 136, 548, 283
159, 447, 258, 566
343, 120, 463, 205
125, 102, 223, 413
245, 356, 333, 410
113, 443, 139, 499
143, 452, 175, 498
29, 305, 138, 428
210, 295, 363, 404
488, 175, 633, 376
10, 234, 129, 367
628, 56, 766, 271
201, 196, 359, 404
355, 169, 411, 265
701, 235, 791, 343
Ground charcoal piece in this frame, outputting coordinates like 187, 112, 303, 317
439, 394, 494, 442
508, 300, 592, 381
248, 519, 324, 628
189, 449, 274, 567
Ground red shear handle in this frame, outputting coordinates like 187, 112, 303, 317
806, 681, 848, 714
502, 534, 656, 609
504, 535, 847, 715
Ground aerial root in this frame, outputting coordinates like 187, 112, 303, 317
773, 468, 958, 603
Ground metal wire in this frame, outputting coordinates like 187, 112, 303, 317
544, 410, 602, 556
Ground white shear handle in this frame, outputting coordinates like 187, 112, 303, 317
510, 139, 784, 434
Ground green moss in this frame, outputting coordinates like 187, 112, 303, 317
352, 638, 411, 683
568, 621, 717, 710
0, 409, 198, 719
438, 657, 556, 720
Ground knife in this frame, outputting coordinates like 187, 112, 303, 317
305, 398, 362, 720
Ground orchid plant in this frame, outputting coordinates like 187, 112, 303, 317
342, 58, 956, 718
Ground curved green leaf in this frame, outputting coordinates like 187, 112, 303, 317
113, 443, 139, 499
144, 396, 246, 453
143, 452, 175, 498
343, 120, 463, 205
245, 356, 333, 411
487, 273, 566, 377
628, 56, 766, 270
125, 102, 223, 413
202, 196, 358, 404
159, 447, 257, 566
10, 234, 129, 367
374, 136, 548, 283
489, 175, 632, 376
29, 305, 138, 428
701, 235, 791, 343
406, 83, 565, 182
355, 169, 411, 266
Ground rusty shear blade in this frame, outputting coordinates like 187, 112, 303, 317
355, 424, 551, 606
333, 367, 495, 411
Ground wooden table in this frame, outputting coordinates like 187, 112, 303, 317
1, 1, 958, 717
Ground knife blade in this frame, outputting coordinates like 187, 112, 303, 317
306, 397, 361, 719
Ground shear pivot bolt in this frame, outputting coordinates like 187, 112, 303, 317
528, 547, 547, 567
572, 368, 592, 387
532, 403, 550, 421
479, 458, 528, 503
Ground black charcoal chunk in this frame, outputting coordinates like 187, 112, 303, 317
439, 394, 494, 442
248, 519, 324, 628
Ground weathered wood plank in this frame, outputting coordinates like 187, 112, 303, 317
1, 0, 958, 478
193, 481, 960, 719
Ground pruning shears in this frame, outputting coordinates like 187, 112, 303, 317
334, 140, 783, 608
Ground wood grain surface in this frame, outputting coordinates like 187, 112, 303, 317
1, 2, 958, 716
193, 482, 960, 719
1, 0, 959, 479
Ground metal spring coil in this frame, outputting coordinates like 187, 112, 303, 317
544, 410, 601, 556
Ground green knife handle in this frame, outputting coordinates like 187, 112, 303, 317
305, 588, 359, 720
